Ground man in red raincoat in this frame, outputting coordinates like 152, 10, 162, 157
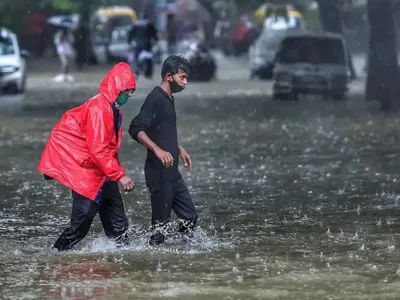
38, 62, 136, 251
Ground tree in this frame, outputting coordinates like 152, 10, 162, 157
51, 0, 81, 12
365, 0, 398, 112
316, 0, 356, 79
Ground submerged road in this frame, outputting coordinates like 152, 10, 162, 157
0, 55, 397, 299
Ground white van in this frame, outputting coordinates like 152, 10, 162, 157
273, 32, 350, 100
0, 28, 28, 94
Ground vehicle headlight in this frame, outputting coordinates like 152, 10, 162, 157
0, 66, 19, 73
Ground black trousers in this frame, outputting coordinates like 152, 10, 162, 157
53, 181, 129, 251
149, 177, 197, 233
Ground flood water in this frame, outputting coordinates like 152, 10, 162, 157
1, 84, 400, 299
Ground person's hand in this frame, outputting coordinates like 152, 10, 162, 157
179, 146, 192, 170
118, 175, 134, 192
154, 147, 174, 168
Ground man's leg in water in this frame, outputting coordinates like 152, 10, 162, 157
53, 191, 99, 251
98, 181, 129, 247
172, 177, 197, 236
149, 182, 174, 245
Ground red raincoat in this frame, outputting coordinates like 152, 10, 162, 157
37, 62, 136, 200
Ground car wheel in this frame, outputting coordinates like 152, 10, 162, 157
18, 75, 27, 93
3, 80, 21, 94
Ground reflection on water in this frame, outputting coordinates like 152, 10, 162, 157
0, 90, 400, 299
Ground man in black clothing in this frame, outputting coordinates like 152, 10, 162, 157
128, 18, 158, 57
129, 55, 197, 245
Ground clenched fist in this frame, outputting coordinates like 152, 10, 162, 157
118, 175, 134, 192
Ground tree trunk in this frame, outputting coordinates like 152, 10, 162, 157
365, 0, 398, 112
317, 0, 357, 79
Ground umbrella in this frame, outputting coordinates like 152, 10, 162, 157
47, 14, 80, 29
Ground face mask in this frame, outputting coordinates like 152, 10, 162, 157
115, 92, 130, 106
170, 79, 184, 94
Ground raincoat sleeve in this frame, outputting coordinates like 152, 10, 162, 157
86, 106, 125, 181
128, 97, 155, 141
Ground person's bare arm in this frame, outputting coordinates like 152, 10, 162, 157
178, 145, 192, 170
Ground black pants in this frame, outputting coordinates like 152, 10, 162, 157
53, 181, 129, 251
149, 177, 197, 233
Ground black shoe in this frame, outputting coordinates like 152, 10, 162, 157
149, 231, 165, 246
115, 233, 130, 248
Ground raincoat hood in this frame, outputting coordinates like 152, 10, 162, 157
99, 62, 136, 103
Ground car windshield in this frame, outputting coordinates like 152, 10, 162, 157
0, 35, 15, 55
108, 15, 132, 28
278, 36, 345, 64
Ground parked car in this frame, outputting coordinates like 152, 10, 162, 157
249, 29, 288, 80
273, 31, 350, 100
108, 25, 131, 61
0, 28, 28, 94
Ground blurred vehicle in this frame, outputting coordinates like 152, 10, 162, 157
249, 29, 288, 80
0, 28, 28, 94
89, 6, 137, 64
184, 42, 216, 82
95, 6, 137, 25
108, 25, 131, 61
253, 5, 304, 30
273, 32, 350, 100
264, 13, 303, 31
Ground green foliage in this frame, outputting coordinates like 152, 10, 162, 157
51, 0, 81, 12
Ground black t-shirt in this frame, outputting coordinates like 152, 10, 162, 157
129, 86, 181, 187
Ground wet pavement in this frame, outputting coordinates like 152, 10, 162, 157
0, 58, 399, 299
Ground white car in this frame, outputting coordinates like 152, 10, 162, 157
108, 25, 131, 61
0, 27, 28, 94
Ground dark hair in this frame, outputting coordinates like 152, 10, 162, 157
161, 55, 191, 77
